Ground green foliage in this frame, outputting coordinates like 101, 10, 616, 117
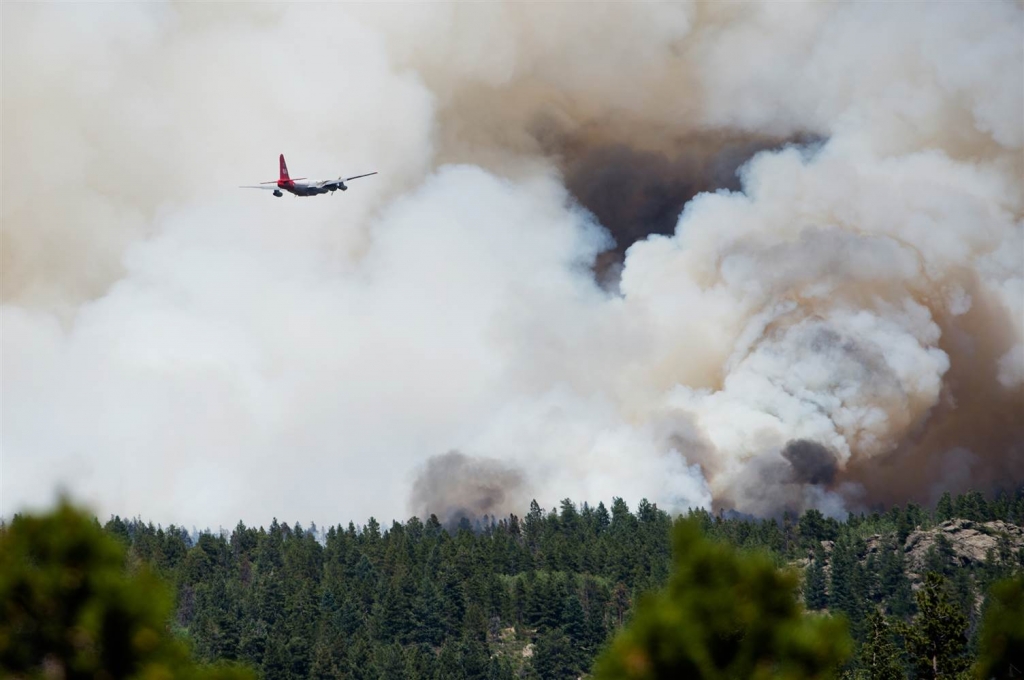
800, 509, 839, 548
532, 628, 577, 680
936, 493, 955, 523
902, 572, 970, 680
0, 499, 256, 680
876, 538, 915, 619
829, 536, 865, 636
7, 489, 1020, 679
855, 610, 906, 680
591, 518, 852, 679
974, 575, 1024, 680
804, 543, 828, 611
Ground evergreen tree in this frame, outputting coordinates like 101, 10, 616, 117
935, 492, 954, 523
902, 573, 970, 679
592, 518, 852, 679
830, 536, 865, 636
896, 507, 914, 546
374, 642, 409, 680
0, 500, 256, 680
805, 542, 828, 610
308, 637, 342, 680
923, 533, 957, 579
857, 610, 906, 680
412, 578, 445, 646
487, 655, 516, 680
563, 592, 589, 669
880, 546, 915, 620
261, 635, 289, 679
974, 575, 1024, 680
344, 635, 376, 680
799, 508, 838, 547
532, 628, 577, 680
406, 643, 437, 680
460, 639, 491, 680
434, 641, 465, 680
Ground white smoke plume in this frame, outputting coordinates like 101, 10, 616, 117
2, 1, 1021, 528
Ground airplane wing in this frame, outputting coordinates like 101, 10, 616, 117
316, 172, 379, 188
344, 172, 378, 181
239, 185, 280, 190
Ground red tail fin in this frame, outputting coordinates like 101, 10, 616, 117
279, 154, 290, 181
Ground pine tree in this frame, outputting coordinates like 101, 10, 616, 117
487, 655, 516, 680
896, 508, 914, 546
953, 491, 990, 523
261, 635, 289, 680
532, 628, 577, 680
799, 508, 838, 547
829, 536, 864, 636
460, 639, 491, 680
374, 643, 409, 680
405, 643, 437, 680
923, 533, 957, 579
951, 567, 975, 624
935, 492, 954, 523
858, 610, 906, 680
343, 635, 375, 680
412, 578, 445, 646
782, 510, 797, 557
285, 635, 311, 679
307, 635, 342, 680
0, 501, 256, 680
592, 518, 851, 679
584, 596, 609, 658
433, 641, 464, 680
902, 573, 970, 679
877, 539, 914, 619
975, 575, 1024, 680
563, 592, 589, 669
804, 542, 828, 611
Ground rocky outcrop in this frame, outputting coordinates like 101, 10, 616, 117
903, 519, 1024, 575
796, 519, 1023, 586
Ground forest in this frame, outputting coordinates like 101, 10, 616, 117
4, 488, 1024, 679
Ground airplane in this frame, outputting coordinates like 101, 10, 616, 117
241, 154, 377, 197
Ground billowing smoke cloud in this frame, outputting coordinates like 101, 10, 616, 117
783, 440, 838, 487
410, 451, 526, 531
2, 1, 1021, 528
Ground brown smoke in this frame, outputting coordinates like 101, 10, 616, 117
409, 451, 527, 530
555, 129, 824, 285
2, 2, 1021, 528
842, 280, 1024, 508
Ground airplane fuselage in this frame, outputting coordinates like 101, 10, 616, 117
275, 180, 347, 197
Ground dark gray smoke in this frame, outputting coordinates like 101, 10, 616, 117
551, 130, 825, 286
714, 441, 847, 520
782, 439, 839, 486
410, 451, 527, 531
3, 2, 1021, 529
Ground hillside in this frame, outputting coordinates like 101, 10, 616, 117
903, 519, 1024, 578
89, 489, 1024, 679
808, 518, 1024, 584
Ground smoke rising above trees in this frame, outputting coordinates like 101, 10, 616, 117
2, 1, 1022, 527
